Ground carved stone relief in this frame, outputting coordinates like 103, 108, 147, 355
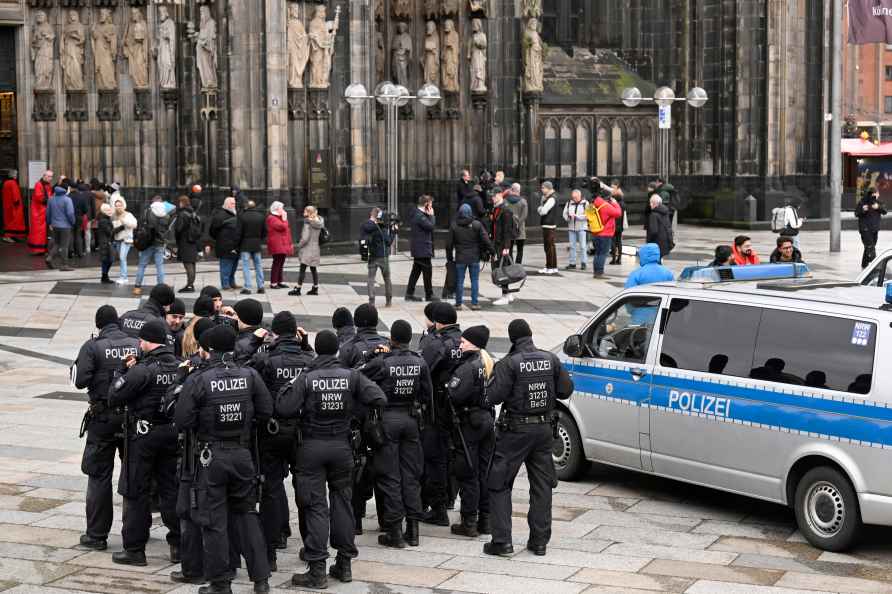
422, 21, 439, 86
156, 6, 176, 89
61, 10, 85, 91
92, 9, 118, 91
441, 19, 459, 93
307, 5, 339, 90
196, 5, 218, 90
469, 18, 486, 94
31, 11, 55, 91
523, 18, 544, 93
124, 8, 149, 89
287, 3, 309, 89
391, 22, 412, 87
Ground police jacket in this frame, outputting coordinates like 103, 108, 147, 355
169, 326, 185, 359
73, 324, 140, 404
422, 324, 464, 395
338, 328, 389, 369
336, 325, 356, 346
234, 326, 268, 364
108, 346, 181, 423
118, 298, 165, 338
485, 336, 574, 417
276, 354, 386, 437
251, 336, 315, 396
448, 350, 488, 409
360, 347, 432, 408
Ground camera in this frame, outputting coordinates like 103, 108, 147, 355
376, 210, 400, 233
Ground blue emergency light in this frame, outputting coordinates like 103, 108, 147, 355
679, 263, 810, 283
886, 283, 892, 305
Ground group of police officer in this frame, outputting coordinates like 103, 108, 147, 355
72, 282, 573, 593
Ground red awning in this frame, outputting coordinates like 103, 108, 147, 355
841, 138, 892, 156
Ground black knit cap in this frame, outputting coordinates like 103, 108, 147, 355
201, 324, 237, 352
193, 296, 215, 317
315, 330, 340, 356
169, 298, 186, 316
233, 298, 264, 326
423, 302, 436, 323
271, 311, 297, 337
432, 302, 457, 325
353, 303, 378, 328
462, 325, 490, 349
508, 319, 532, 343
139, 320, 169, 344
192, 318, 215, 343
332, 307, 354, 329
390, 320, 413, 345
149, 283, 175, 307
200, 285, 222, 300
95, 305, 118, 329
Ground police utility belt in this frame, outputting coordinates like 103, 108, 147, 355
130, 416, 172, 436
497, 410, 556, 431
195, 436, 251, 468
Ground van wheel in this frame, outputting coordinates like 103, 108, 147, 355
794, 466, 861, 552
553, 410, 585, 481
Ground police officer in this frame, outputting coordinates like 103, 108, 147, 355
332, 306, 356, 345
249, 311, 314, 570
483, 319, 574, 557
277, 330, 386, 589
166, 298, 187, 358
108, 320, 182, 566
73, 305, 140, 551
201, 285, 238, 329
174, 324, 272, 594
420, 301, 463, 525
447, 325, 494, 537
232, 298, 269, 363
359, 320, 432, 548
119, 283, 175, 338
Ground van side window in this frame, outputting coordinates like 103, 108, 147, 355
659, 299, 761, 377
585, 296, 662, 363
862, 258, 892, 287
752, 310, 876, 394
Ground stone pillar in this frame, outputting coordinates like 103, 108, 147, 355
349, 0, 373, 188
523, 93, 541, 182
265, 0, 290, 207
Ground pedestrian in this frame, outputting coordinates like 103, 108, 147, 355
266, 201, 293, 289
1, 170, 25, 243
46, 185, 76, 271
360, 208, 394, 307
173, 195, 200, 293
405, 195, 437, 302
490, 191, 518, 306
562, 189, 588, 270
276, 330, 387, 589
133, 196, 172, 296
173, 324, 273, 594
447, 325, 495, 538
96, 203, 115, 284
111, 197, 137, 284
458, 169, 486, 220
332, 306, 356, 346
73, 305, 140, 552
71, 182, 93, 257
359, 319, 432, 548
504, 183, 528, 264
856, 189, 886, 268
769, 236, 804, 263
232, 298, 269, 364
238, 199, 267, 295
119, 283, 175, 338
609, 181, 626, 265
165, 298, 187, 358
587, 184, 622, 278
290, 205, 324, 297
209, 197, 241, 290
447, 203, 493, 311
28, 169, 53, 255
483, 319, 574, 557
708, 245, 734, 267
108, 320, 181, 567
776, 198, 804, 250
537, 181, 559, 274
180, 296, 216, 359
731, 235, 760, 265
645, 195, 674, 258
624, 243, 674, 289
654, 177, 678, 236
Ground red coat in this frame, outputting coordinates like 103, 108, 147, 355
592, 196, 623, 237
266, 213, 294, 256
27, 180, 51, 254
1, 179, 25, 238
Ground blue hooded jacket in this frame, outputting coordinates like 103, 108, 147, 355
624, 243, 674, 289
46, 187, 76, 230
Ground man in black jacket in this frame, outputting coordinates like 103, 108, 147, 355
238, 200, 268, 295
457, 170, 485, 220
490, 192, 518, 306
645, 195, 674, 258
71, 183, 93, 257
406, 195, 437, 302
209, 197, 241, 290
119, 283, 175, 338
856, 189, 887, 268
360, 208, 395, 307
232, 298, 269, 364
446, 203, 493, 310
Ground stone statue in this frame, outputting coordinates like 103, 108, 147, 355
375, 30, 385, 83
31, 11, 55, 91
92, 9, 118, 91
522, 0, 542, 18
469, 18, 487, 93
61, 10, 86, 91
441, 19, 459, 93
469, 0, 487, 14
196, 5, 218, 90
391, 22, 412, 87
124, 8, 149, 89
422, 21, 439, 86
424, 0, 438, 20
287, 3, 309, 88
156, 6, 176, 89
375, 0, 384, 21
392, 0, 412, 19
523, 18, 544, 93
307, 5, 339, 89
442, 0, 459, 17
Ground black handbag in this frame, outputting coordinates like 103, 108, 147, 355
491, 255, 527, 289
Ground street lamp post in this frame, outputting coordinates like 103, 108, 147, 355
345, 82, 441, 254
620, 86, 708, 183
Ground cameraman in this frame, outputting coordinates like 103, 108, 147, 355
406, 195, 437, 302
856, 189, 887, 268
361, 207, 395, 307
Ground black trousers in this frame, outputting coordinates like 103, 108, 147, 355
456, 411, 494, 517
488, 424, 556, 547
374, 408, 424, 526
407, 257, 433, 297
183, 262, 196, 287
259, 450, 290, 561
510, 240, 525, 265
421, 413, 450, 509
82, 413, 124, 541
861, 229, 879, 268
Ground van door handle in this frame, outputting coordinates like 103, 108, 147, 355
630, 368, 646, 381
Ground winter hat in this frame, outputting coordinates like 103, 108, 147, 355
508, 319, 532, 343
94, 305, 118, 329
459, 203, 472, 217
353, 303, 378, 329
423, 302, 437, 324
139, 320, 169, 345
233, 298, 264, 326
390, 320, 413, 345
462, 325, 490, 349
192, 318, 215, 343
315, 330, 340, 356
332, 307, 354, 330
271, 311, 297, 337
201, 324, 237, 352
200, 285, 223, 300
193, 295, 216, 317
432, 302, 457, 325
149, 283, 175, 307
169, 299, 186, 316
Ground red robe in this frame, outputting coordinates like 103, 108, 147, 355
27, 180, 51, 254
1, 179, 25, 239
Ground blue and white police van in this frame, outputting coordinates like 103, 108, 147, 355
554, 264, 892, 551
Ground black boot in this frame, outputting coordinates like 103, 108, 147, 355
354, 513, 364, 535
420, 505, 449, 526
288, 286, 302, 296
253, 578, 270, 593
483, 541, 515, 557
198, 582, 233, 594
268, 552, 277, 573
307, 285, 319, 295
169, 544, 180, 564
329, 555, 352, 583
378, 523, 407, 549
404, 519, 419, 546
451, 513, 479, 537
112, 550, 147, 566
78, 534, 107, 550
291, 560, 327, 589
170, 571, 206, 584
100, 274, 114, 284
477, 513, 491, 535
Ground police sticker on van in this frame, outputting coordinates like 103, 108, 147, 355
667, 389, 731, 417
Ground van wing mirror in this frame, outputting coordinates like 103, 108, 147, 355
563, 334, 586, 358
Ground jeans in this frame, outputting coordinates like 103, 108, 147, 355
240, 251, 264, 290
567, 229, 587, 266
115, 242, 131, 279
407, 257, 433, 297
455, 262, 480, 305
367, 257, 393, 303
542, 228, 557, 269
791, 234, 801, 250
135, 246, 165, 287
219, 257, 238, 289
50, 227, 72, 269
591, 235, 613, 274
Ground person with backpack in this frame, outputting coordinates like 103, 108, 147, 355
359, 207, 393, 306
585, 184, 622, 278
447, 203, 494, 310
133, 196, 172, 296
237, 200, 268, 295
536, 181, 559, 274
173, 195, 201, 293
266, 201, 293, 290
562, 189, 588, 271
771, 198, 804, 250
289, 205, 325, 296
490, 191, 518, 305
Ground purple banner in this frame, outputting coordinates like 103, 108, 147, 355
849, 0, 892, 44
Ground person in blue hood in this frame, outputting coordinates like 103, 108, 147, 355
46, 186, 76, 271
624, 243, 674, 289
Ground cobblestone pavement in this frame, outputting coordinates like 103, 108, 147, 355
0, 226, 888, 593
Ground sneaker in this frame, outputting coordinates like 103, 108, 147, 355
178, 285, 194, 293
240, 289, 252, 295
469, 304, 481, 310
564, 264, 576, 270
493, 296, 510, 306
537, 268, 549, 274
257, 288, 265, 294
455, 304, 465, 311
580, 262, 587, 270
115, 278, 129, 285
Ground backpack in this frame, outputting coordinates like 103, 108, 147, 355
132, 212, 154, 251
318, 225, 330, 245
770, 207, 786, 233
186, 212, 203, 243
586, 202, 605, 234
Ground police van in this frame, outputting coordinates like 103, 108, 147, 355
554, 267, 892, 551
858, 247, 892, 286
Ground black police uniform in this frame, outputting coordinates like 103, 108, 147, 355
337, 327, 388, 368
107, 345, 182, 555
250, 335, 314, 565
276, 354, 386, 569
485, 336, 573, 554
169, 326, 185, 359
335, 325, 356, 346
73, 323, 139, 545
118, 299, 166, 339
234, 326, 268, 364
360, 346, 432, 543
174, 353, 273, 588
